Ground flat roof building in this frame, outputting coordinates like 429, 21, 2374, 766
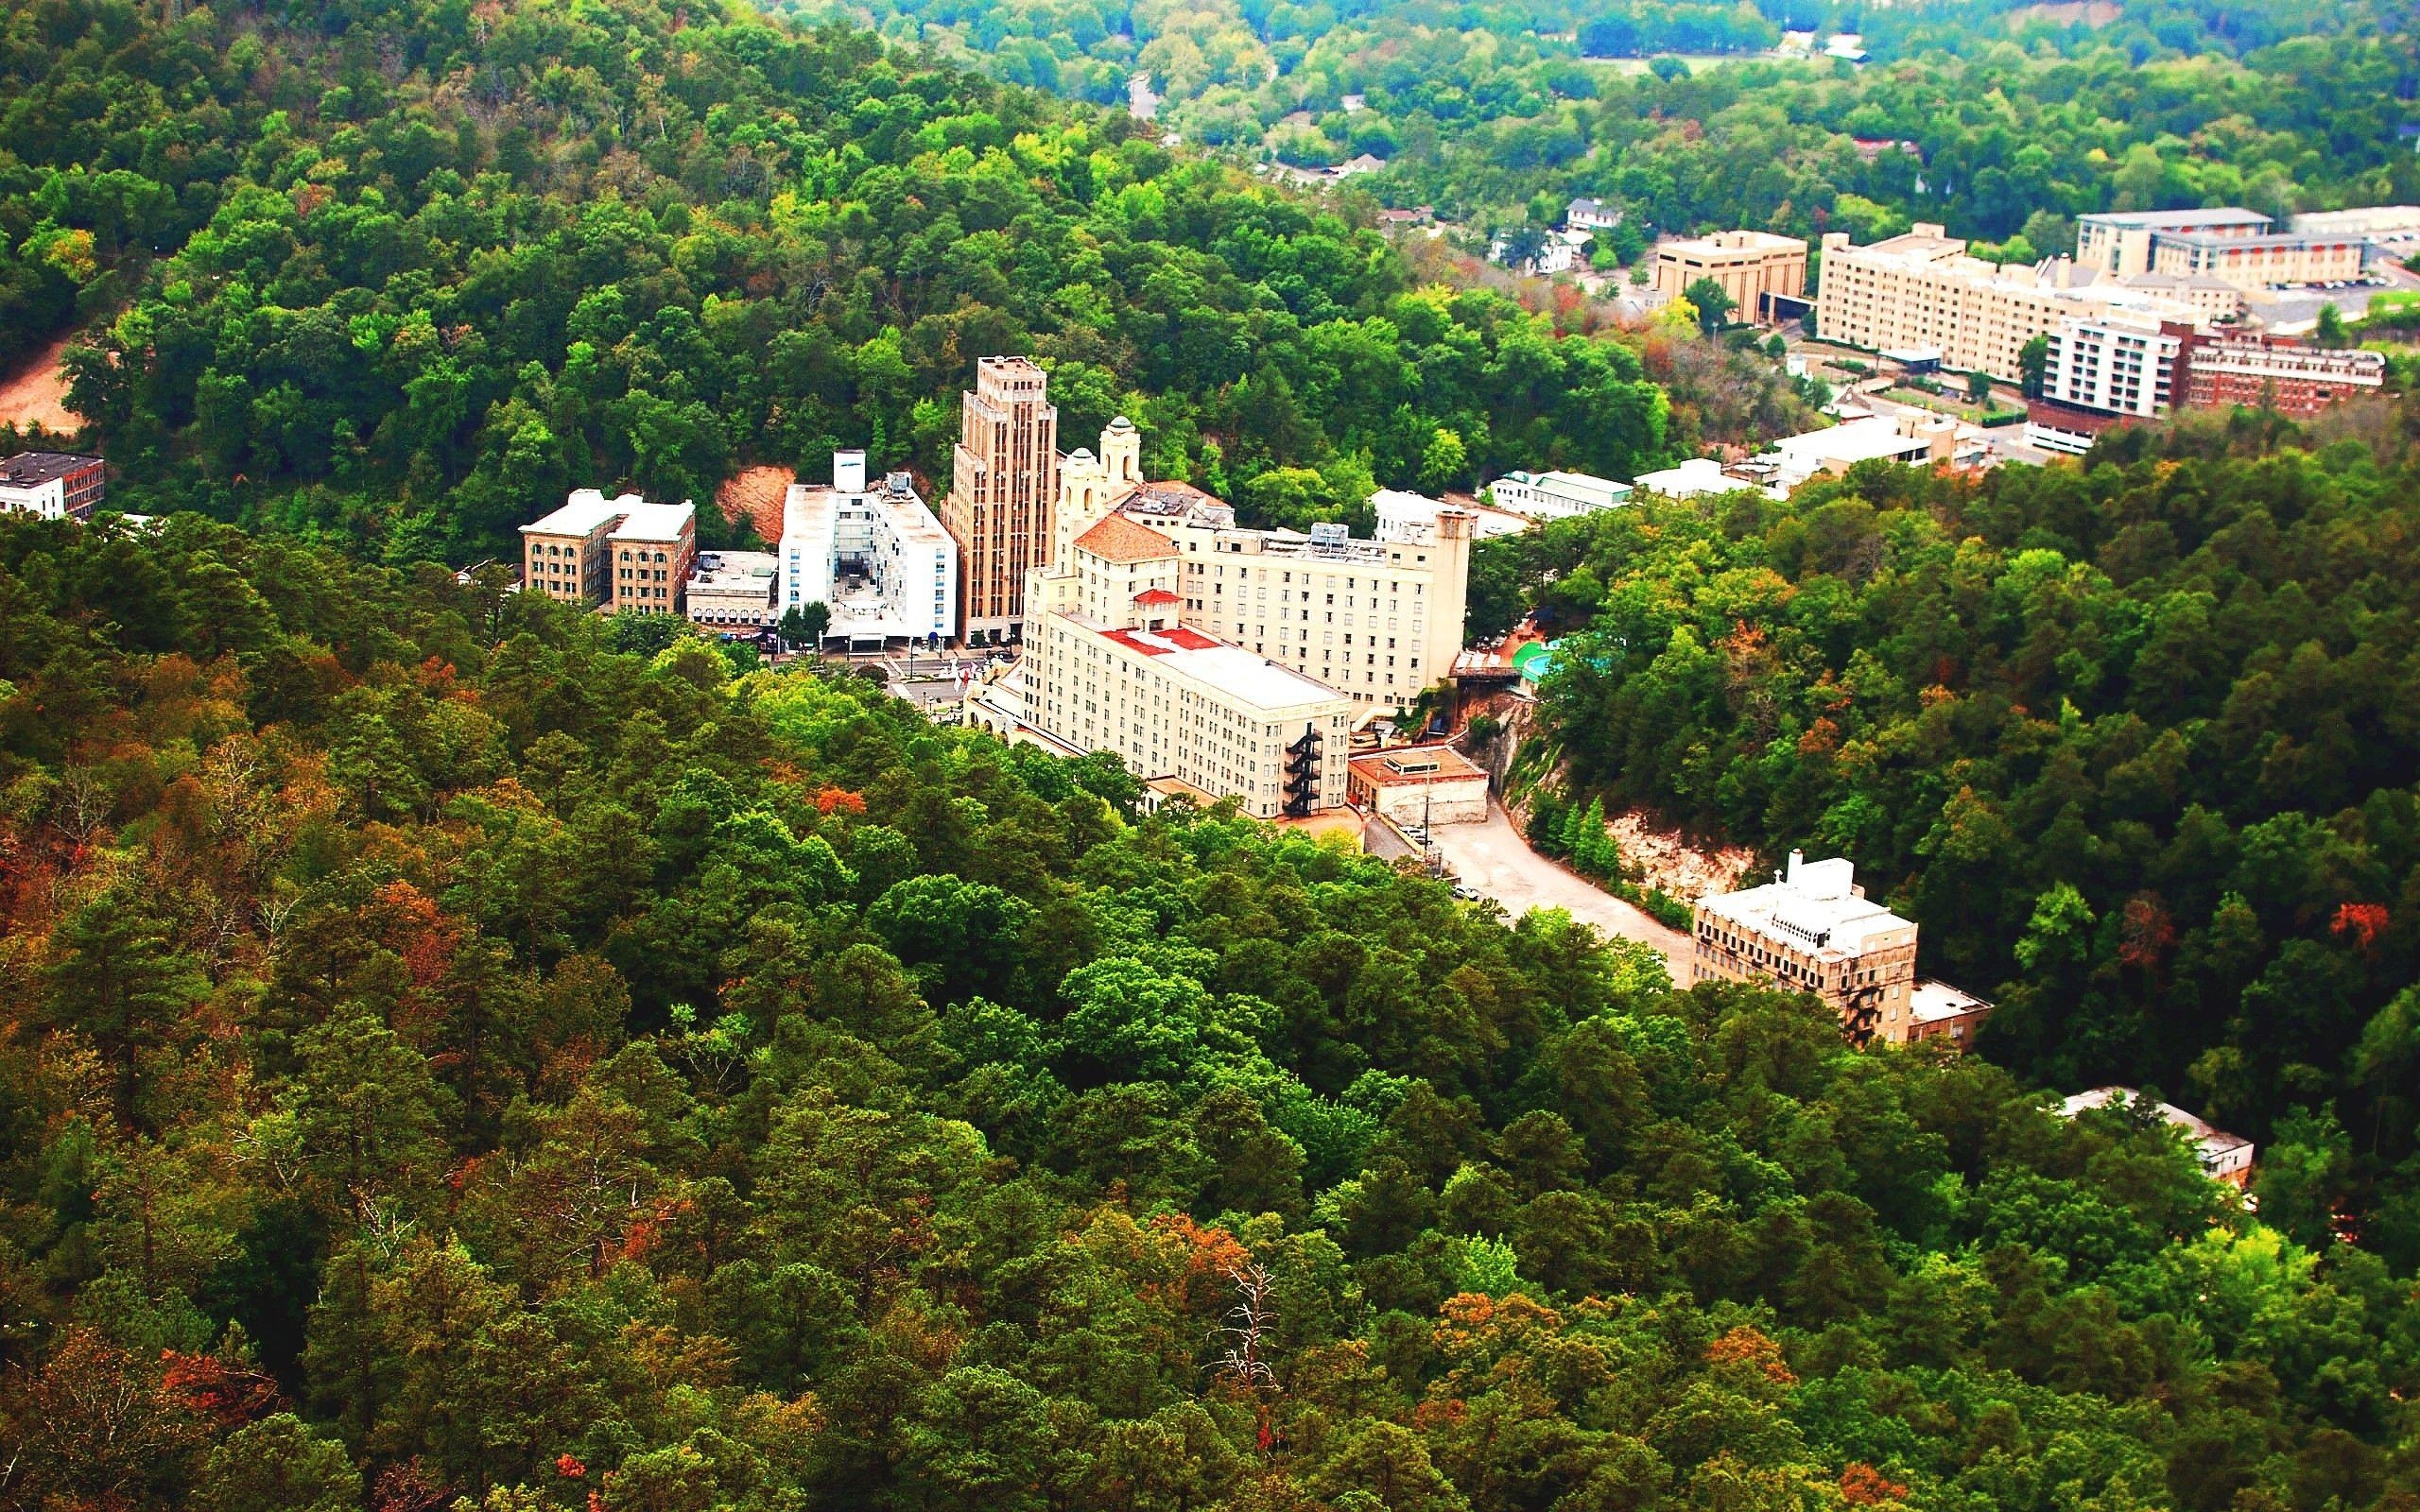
1765, 413, 1962, 490
1653, 231, 1808, 324
0, 452, 107, 521
522, 490, 694, 614
1016, 511, 1356, 818
1631, 456, 1758, 500
1694, 850, 1931, 1047
686, 550, 779, 631
942, 356, 1056, 643
2077, 209, 2363, 290
1346, 743, 1489, 828
780, 450, 958, 647
2059, 1087, 2255, 1186
1373, 488, 1527, 543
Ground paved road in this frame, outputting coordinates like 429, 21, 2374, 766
1431, 800, 1695, 983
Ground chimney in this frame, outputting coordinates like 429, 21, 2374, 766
1787, 849, 1804, 885
834, 449, 868, 493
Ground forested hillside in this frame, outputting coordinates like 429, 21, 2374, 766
4, 0, 1670, 562
768, 0, 2419, 245
1502, 408, 2420, 1271
0, 505, 2414, 1510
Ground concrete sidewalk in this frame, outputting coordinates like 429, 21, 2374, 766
1430, 799, 1695, 984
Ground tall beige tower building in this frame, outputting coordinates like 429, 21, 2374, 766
942, 356, 1058, 642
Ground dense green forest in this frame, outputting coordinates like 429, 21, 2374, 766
1491, 404, 2420, 1274
3, 0, 1674, 563
768, 0, 2418, 248
0, 502, 2414, 1509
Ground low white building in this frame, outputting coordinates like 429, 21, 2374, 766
1631, 457, 1753, 499
779, 450, 957, 647
1765, 414, 1961, 490
2059, 1088, 2255, 1186
0, 452, 105, 521
1486, 470, 1634, 521
1373, 488, 1528, 543
685, 551, 779, 631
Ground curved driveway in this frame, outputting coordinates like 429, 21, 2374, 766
1430, 799, 1696, 985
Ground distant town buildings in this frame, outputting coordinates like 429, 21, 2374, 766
1485, 469, 1634, 520
1693, 850, 1990, 1048
1346, 744, 1489, 827
1017, 509, 1355, 818
2290, 204, 2420, 260
521, 490, 697, 615
685, 551, 779, 631
942, 356, 1057, 643
0, 451, 106, 521
1653, 231, 1809, 323
780, 449, 957, 648
1815, 223, 2202, 382
2060, 1087, 2256, 1186
2075, 209, 2363, 290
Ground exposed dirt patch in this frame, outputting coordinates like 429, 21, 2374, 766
0, 335, 84, 437
1606, 811, 1756, 902
717, 464, 794, 544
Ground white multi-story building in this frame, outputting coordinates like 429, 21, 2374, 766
1485, 470, 1634, 520
778, 450, 957, 647
1048, 421, 1474, 715
1018, 511, 1355, 817
2024, 315, 2188, 454
0, 452, 105, 520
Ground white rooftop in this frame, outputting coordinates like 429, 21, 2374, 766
1910, 978, 1989, 1024
1632, 456, 1751, 498
525, 489, 642, 537
689, 550, 778, 593
608, 500, 696, 542
1073, 615, 1347, 713
1772, 416, 1938, 470
1699, 850, 1914, 958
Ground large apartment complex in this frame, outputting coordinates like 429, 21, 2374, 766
2075, 209, 2364, 290
1693, 851, 1988, 1048
1652, 231, 1808, 323
942, 356, 1058, 642
1018, 510, 1356, 818
779, 449, 958, 646
521, 490, 697, 615
1814, 224, 2199, 382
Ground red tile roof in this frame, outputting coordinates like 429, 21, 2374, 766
1133, 587, 1180, 605
1101, 625, 1222, 655
1073, 513, 1177, 562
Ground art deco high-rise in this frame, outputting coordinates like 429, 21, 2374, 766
942, 356, 1057, 642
